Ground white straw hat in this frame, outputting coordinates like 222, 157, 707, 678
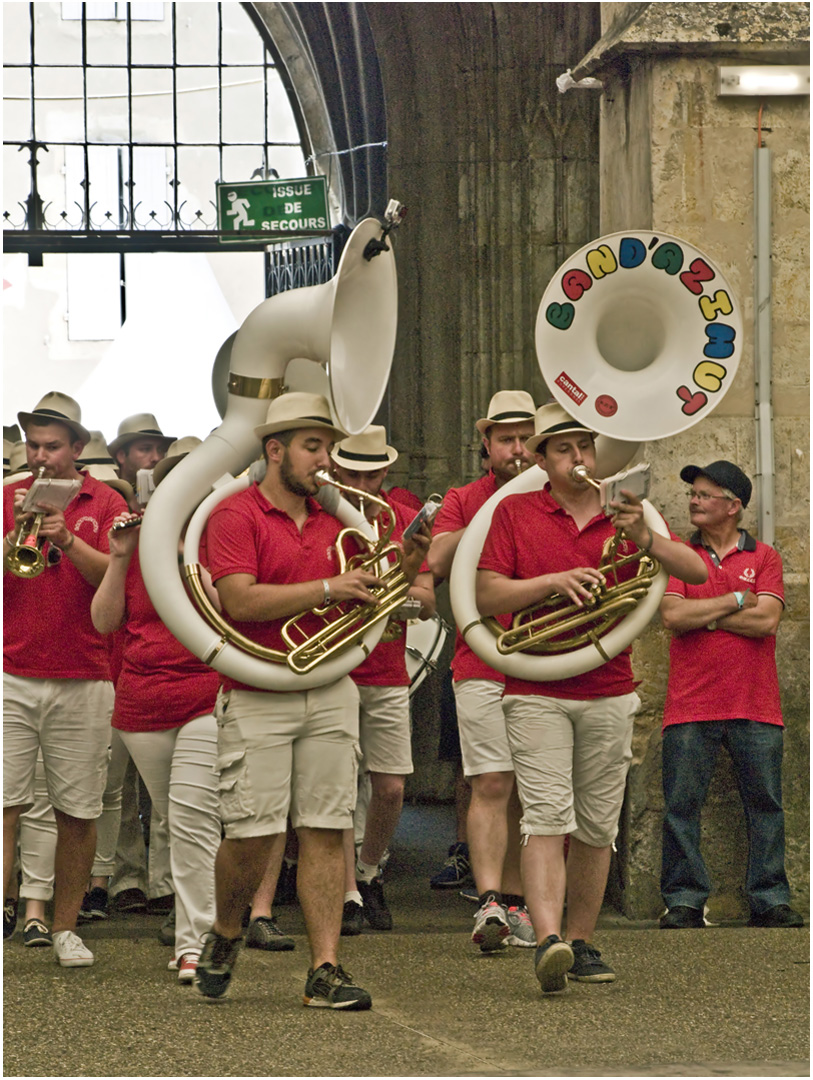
475, 390, 536, 435
153, 436, 202, 487
18, 391, 90, 446
253, 392, 345, 441
107, 414, 175, 459
330, 425, 398, 470
525, 402, 595, 454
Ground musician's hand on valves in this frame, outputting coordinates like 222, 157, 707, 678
550, 566, 606, 608
328, 566, 382, 604
36, 502, 73, 551
609, 490, 647, 547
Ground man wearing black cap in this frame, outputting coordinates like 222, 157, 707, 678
658, 460, 803, 930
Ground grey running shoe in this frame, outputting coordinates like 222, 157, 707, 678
505, 904, 536, 948
158, 905, 175, 946
195, 930, 242, 1000
534, 934, 573, 994
568, 939, 616, 982
471, 899, 510, 952
245, 915, 295, 951
303, 963, 372, 1010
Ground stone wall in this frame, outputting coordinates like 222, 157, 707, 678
589, 2, 810, 918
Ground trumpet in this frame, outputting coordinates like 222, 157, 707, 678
4, 468, 48, 579
488, 465, 661, 662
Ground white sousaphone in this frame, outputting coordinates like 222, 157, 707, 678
451, 230, 743, 680
140, 217, 399, 691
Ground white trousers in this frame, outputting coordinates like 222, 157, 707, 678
94, 730, 172, 899
19, 754, 56, 903
118, 715, 219, 959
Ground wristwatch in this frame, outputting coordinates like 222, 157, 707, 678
706, 620, 717, 631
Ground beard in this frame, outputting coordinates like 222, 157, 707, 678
279, 450, 312, 497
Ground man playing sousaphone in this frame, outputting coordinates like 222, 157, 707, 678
197, 392, 431, 1009
475, 402, 707, 994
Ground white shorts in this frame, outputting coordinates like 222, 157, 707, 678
3, 673, 114, 819
357, 684, 413, 776
214, 678, 359, 839
503, 692, 640, 847
454, 678, 513, 777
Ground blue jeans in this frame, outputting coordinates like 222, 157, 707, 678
661, 720, 790, 915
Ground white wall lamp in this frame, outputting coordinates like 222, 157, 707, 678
717, 65, 810, 97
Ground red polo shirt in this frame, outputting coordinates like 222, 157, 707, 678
352, 492, 423, 687
113, 548, 219, 731
478, 484, 638, 700
4, 472, 126, 681
206, 483, 345, 693
662, 531, 784, 728
434, 471, 507, 683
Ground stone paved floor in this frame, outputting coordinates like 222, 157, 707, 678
3, 804, 809, 1077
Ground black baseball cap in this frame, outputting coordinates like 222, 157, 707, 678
680, 460, 752, 508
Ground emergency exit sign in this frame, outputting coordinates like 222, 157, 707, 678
215, 177, 330, 241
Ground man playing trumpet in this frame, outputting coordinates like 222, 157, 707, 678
3, 392, 127, 968
476, 403, 707, 993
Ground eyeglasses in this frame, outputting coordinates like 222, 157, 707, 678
686, 489, 733, 502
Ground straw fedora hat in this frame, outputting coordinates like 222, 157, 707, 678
77, 431, 115, 466
254, 392, 345, 441
330, 425, 398, 470
80, 463, 135, 503
525, 402, 595, 455
153, 436, 202, 487
17, 391, 90, 447
107, 414, 175, 459
2, 441, 31, 485
475, 390, 536, 435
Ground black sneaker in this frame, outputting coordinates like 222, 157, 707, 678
78, 886, 109, 922
158, 905, 175, 946
341, 900, 364, 936
357, 878, 392, 931
23, 918, 52, 948
195, 930, 243, 1000
110, 887, 147, 914
303, 963, 372, 1010
146, 893, 174, 916
430, 842, 472, 889
3, 898, 18, 941
534, 935, 574, 994
660, 905, 704, 929
568, 939, 616, 982
245, 915, 295, 951
748, 904, 805, 928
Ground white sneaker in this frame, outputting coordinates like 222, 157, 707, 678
53, 930, 94, 967
505, 904, 536, 948
471, 899, 510, 952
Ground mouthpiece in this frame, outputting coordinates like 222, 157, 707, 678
514, 458, 524, 475
573, 465, 601, 490
314, 469, 333, 487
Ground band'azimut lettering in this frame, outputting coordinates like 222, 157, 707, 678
227, 374, 284, 400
